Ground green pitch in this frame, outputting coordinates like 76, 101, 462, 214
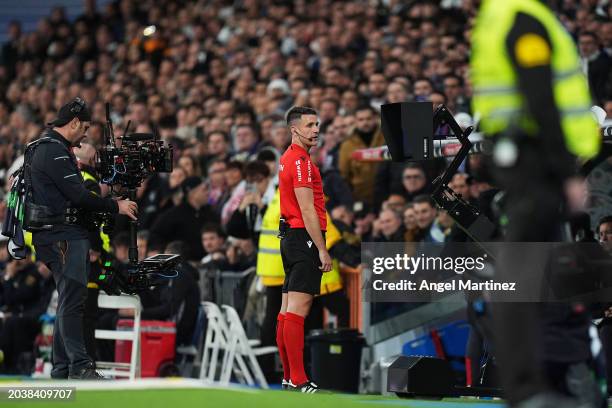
0, 387, 505, 408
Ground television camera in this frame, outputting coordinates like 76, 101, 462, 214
93, 103, 180, 295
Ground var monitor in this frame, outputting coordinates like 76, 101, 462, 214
380, 102, 434, 162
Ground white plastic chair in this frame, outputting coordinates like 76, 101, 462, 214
176, 304, 206, 377
199, 301, 254, 385
199, 301, 229, 382
94, 292, 142, 380
221, 304, 277, 389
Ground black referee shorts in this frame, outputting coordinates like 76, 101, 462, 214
281, 228, 325, 295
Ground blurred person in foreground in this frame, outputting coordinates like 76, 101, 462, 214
471, 1, 602, 406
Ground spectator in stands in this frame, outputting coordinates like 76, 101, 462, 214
399, 163, 430, 202
178, 154, 202, 178
386, 81, 410, 104
226, 160, 273, 239
331, 205, 354, 232
372, 209, 405, 242
220, 161, 246, 225
1, 20, 21, 81
269, 122, 290, 155
222, 237, 256, 271
381, 194, 407, 214
403, 204, 420, 242
354, 202, 375, 242
413, 78, 434, 101
201, 131, 231, 174
319, 98, 339, 128
599, 215, 612, 253
597, 214, 612, 396
200, 223, 227, 266
112, 231, 131, 264
150, 177, 219, 262
450, 173, 470, 201
579, 31, 612, 105
428, 87, 446, 106
467, 174, 494, 202
309, 144, 353, 212
110, 174, 170, 235
206, 159, 228, 212
136, 230, 149, 263
231, 124, 260, 162
338, 105, 386, 206
0, 253, 51, 374
412, 195, 439, 242
443, 74, 470, 114
368, 72, 388, 111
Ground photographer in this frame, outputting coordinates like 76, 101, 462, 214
29, 98, 137, 380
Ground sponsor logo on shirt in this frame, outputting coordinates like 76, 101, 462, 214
295, 159, 302, 182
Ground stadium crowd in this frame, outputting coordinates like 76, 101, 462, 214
0, 0, 610, 379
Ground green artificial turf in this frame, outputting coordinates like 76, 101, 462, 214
0, 387, 506, 408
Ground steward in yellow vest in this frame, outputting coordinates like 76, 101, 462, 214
81, 169, 111, 255
470, 1, 602, 406
471, 0, 600, 164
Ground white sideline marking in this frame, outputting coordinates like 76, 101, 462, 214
0, 378, 261, 393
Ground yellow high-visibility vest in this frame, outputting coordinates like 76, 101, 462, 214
471, 0, 600, 160
81, 170, 111, 253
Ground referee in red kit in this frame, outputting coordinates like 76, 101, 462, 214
276, 106, 332, 393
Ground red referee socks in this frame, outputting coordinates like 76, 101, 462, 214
283, 312, 308, 386
276, 313, 290, 381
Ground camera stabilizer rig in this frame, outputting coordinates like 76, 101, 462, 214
94, 103, 180, 295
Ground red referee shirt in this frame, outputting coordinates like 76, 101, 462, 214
279, 143, 327, 231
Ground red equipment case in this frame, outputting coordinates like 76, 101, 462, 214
115, 319, 176, 377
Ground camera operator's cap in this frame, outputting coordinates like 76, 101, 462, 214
47, 97, 92, 127
181, 176, 204, 195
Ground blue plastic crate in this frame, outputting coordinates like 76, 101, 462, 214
437, 320, 470, 358
401, 320, 470, 369
402, 334, 438, 357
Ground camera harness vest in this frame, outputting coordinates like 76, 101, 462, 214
12, 136, 84, 230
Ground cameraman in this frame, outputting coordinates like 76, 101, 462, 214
29, 98, 137, 379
